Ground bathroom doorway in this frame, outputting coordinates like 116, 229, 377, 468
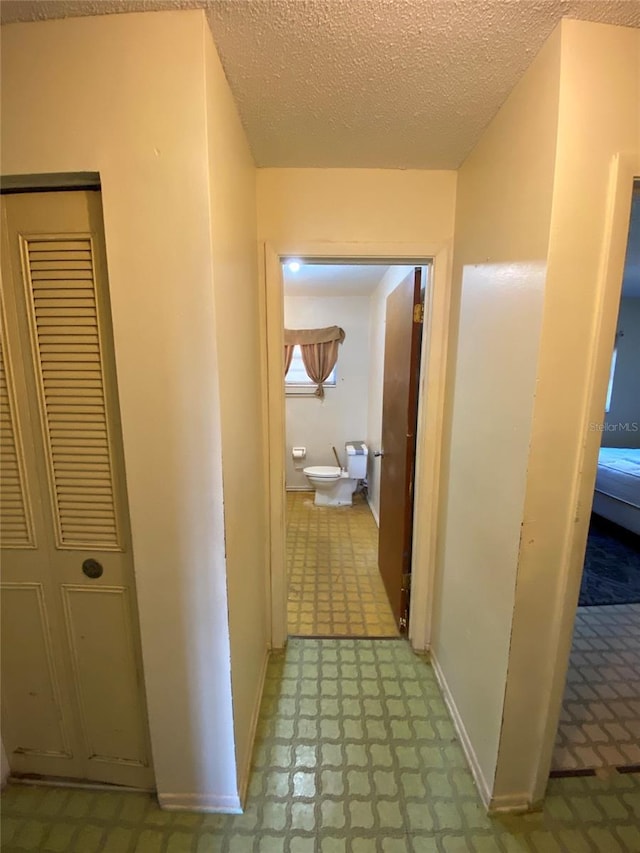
264, 242, 452, 651
281, 261, 428, 638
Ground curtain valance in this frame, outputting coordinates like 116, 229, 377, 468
284, 326, 345, 346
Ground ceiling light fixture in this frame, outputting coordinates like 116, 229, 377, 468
287, 260, 301, 273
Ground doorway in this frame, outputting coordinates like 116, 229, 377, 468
283, 262, 427, 637
263, 243, 452, 650
0, 189, 153, 788
551, 180, 640, 778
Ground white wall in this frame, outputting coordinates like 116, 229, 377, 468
1, 11, 242, 808
366, 266, 414, 521
284, 294, 371, 489
603, 297, 640, 447
432, 26, 562, 805
204, 27, 268, 803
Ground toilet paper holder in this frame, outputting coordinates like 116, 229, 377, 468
292, 447, 306, 459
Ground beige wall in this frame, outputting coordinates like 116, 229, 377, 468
1, 11, 242, 807
494, 21, 640, 805
204, 28, 268, 802
603, 297, 640, 447
284, 294, 371, 490
432, 27, 562, 803
257, 169, 457, 247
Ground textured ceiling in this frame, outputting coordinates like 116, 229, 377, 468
2, 1, 640, 168
283, 263, 391, 297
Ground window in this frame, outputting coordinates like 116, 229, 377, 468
285, 345, 337, 392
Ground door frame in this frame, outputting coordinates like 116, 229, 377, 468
261, 240, 453, 650
532, 153, 640, 802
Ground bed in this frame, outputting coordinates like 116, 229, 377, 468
592, 447, 640, 535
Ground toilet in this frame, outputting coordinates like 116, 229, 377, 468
303, 442, 368, 506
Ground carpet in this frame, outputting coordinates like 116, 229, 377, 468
579, 514, 640, 606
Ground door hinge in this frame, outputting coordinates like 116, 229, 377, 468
402, 572, 412, 592
413, 303, 424, 324
399, 615, 408, 632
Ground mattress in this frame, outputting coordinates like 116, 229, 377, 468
595, 448, 640, 509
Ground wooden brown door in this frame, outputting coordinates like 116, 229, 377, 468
378, 268, 423, 631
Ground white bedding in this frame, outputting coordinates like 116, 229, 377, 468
595, 448, 640, 509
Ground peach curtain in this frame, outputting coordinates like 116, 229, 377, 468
300, 339, 340, 399
284, 344, 294, 376
283, 326, 346, 399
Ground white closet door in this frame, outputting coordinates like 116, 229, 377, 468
22, 234, 121, 550
0, 327, 35, 549
0, 190, 153, 789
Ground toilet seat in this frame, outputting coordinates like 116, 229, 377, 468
303, 465, 342, 479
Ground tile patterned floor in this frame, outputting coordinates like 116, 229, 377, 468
3, 639, 640, 852
553, 604, 640, 774
286, 492, 398, 637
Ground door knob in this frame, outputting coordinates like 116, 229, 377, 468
82, 558, 103, 579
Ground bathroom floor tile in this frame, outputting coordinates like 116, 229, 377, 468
286, 491, 398, 638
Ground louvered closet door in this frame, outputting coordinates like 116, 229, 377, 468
0, 191, 153, 789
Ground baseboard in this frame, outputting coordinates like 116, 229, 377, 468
9, 777, 154, 794
487, 792, 534, 813
158, 793, 242, 813
430, 653, 492, 810
163, 649, 270, 815
237, 648, 269, 808
430, 654, 533, 814
367, 495, 380, 527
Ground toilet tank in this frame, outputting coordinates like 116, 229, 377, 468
345, 442, 368, 479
